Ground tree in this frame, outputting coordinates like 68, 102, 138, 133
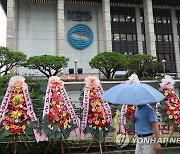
23, 55, 69, 78
89, 51, 127, 78
128, 54, 156, 78
0, 46, 27, 75
147, 61, 163, 77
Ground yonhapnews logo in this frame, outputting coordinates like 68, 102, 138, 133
116, 134, 180, 148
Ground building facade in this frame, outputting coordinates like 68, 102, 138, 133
1, 0, 180, 77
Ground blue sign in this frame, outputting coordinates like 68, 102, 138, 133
68, 24, 93, 50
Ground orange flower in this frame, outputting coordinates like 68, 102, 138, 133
22, 125, 26, 130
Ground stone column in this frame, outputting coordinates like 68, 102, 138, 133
97, 5, 104, 52
171, 8, 180, 78
143, 0, 156, 57
135, 5, 143, 54
102, 0, 112, 51
6, 0, 17, 50
57, 0, 65, 56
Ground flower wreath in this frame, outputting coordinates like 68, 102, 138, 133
80, 76, 114, 141
42, 76, 79, 140
0, 76, 37, 138
159, 75, 180, 131
119, 74, 138, 134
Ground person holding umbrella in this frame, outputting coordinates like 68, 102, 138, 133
102, 74, 164, 154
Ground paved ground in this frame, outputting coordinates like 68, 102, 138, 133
72, 147, 180, 154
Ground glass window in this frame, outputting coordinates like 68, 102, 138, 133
169, 35, 172, 41
140, 16, 144, 23
119, 15, 125, 22
170, 54, 175, 61
126, 15, 131, 22
120, 34, 126, 41
142, 34, 145, 41
132, 16, 135, 22
165, 54, 170, 61
159, 54, 165, 61
162, 17, 167, 23
167, 17, 171, 23
157, 35, 163, 41
156, 17, 162, 23
164, 35, 169, 41
133, 34, 137, 41
127, 34, 132, 41
114, 34, 120, 41
113, 15, 119, 21
176, 17, 179, 24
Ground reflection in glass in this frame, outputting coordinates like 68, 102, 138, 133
114, 34, 120, 41
120, 34, 126, 41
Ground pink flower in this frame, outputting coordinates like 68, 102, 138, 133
88, 119, 92, 124
50, 108, 54, 112
174, 115, 178, 119
5, 109, 9, 113
55, 116, 60, 121
3, 121, 7, 126
166, 111, 171, 115
92, 107, 96, 112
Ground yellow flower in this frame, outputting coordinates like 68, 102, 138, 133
1, 115, 6, 121
12, 97, 20, 103
52, 119, 55, 123
178, 125, 180, 128
95, 120, 99, 125
5, 126, 10, 130
95, 100, 101, 105
22, 125, 26, 130
10, 125, 15, 128
131, 106, 135, 110
90, 92, 94, 96
102, 120, 105, 124
52, 101, 56, 105
57, 92, 61, 95
11, 111, 22, 119
164, 92, 168, 96
63, 113, 66, 116
174, 111, 178, 114
57, 105, 61, 109
168, 115, 173, 119
169, 106, 174, 110
64, 122, 68, 127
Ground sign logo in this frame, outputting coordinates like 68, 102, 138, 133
68, 11, 92, 21
68, 24, 94, 50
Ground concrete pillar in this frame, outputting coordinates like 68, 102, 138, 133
6, 0, 17, 50
143, 0, 156, 57
135, 5, 143, 54
171, 8, 180, 78
102, 0, 112, 51
97, 5, 104, 52
57, 0, 65, 56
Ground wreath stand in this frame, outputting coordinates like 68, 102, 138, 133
3, 133, 31, 154
86, 138, 107, 154
44, 133, 70, 154
165, 125, 174, 147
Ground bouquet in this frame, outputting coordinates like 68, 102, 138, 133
42, 76, 79, 140
0, 76, 37, 138
159, 75, 180, 131
80, 76, 114, 141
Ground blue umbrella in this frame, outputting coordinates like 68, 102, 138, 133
101, 83, 165, 105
